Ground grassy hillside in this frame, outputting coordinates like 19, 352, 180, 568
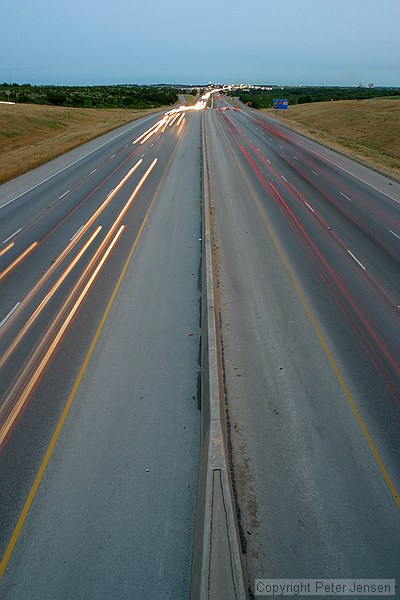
262, 97, 400, 180
0, 104, 161, 184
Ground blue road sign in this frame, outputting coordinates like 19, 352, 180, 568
273, 98, 289, 110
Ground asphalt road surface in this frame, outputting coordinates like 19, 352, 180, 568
206, 98, 400, 597
0, 108, 201, 599
1, 95, 400, 600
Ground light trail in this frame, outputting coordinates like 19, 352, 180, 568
161, 116, 173, 133
140, 119, 168, 143
132, 120, 165, 144
0, 242, 38, 282
0, 227, 102, 369
0, 144, 159, 446
168, 114, 179, 127
80, 158, 143, 231
0, 242, 14, 258
0, 159, 143, 335
111, 159, 158, 224
219, 110, 400, 398
0, 226, 125, 449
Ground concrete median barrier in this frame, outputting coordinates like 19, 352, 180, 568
190, 111, 247, 600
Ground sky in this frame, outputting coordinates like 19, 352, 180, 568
1, 0, 399, 87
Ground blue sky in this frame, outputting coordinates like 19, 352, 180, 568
1, 0, 399, 86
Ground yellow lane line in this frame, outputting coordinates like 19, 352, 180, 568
214, 113, 400, 510
0, 126, 186, 579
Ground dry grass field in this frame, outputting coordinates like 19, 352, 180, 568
0, 103, 162, 185
262, 97, 400, 180
2, 98, 399, 186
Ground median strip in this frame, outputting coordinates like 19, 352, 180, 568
190, 112, 247, 599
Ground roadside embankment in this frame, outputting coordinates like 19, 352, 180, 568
260, 97, 400, 181
0, 104, 163, 184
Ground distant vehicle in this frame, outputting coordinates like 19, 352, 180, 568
222, 106, 230, 111
233, 107, 239, 111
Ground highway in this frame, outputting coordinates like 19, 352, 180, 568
0, 107, 201, 598
206, 97, 400, 595
1, 93, 400, 599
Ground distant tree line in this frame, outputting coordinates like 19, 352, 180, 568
0, 84, 179, 109
230, 86, 400, 109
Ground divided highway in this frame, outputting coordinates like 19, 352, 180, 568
1, 94, 400, 599
206, 98, 400, 596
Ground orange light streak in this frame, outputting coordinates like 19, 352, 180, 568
161, 116, 174, 133
81, 159, 143, 231
139, 118, 168, 144
0, 159, 143, 337
0, 226, 125, 447
113, 159, 158, 222
176, 113, 185, 127
168, 113, 179, 127
0, 242, 14, 258
133, 119, 165, 144
0, 227, 102, 369
0, 159, 157, 440
0, 242, 38, 282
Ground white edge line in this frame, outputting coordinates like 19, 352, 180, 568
347, 250, 366, 270
296, 140, 400, 204
0, 114, 159, 210
0, 302, 21, 329
237, 105, 400, 204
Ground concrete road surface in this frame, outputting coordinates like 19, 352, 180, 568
205, 100, 400, 597
0, 110, 201, 599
